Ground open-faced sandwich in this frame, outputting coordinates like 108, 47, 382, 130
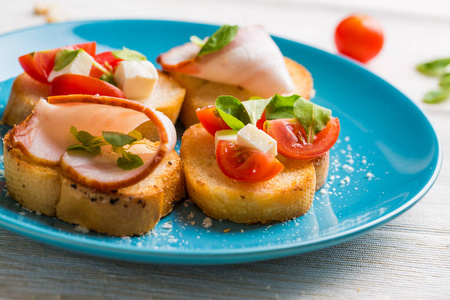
181, 94, 339, 223
2, 42, 185, 127
158, 24, 313, 128
3, 95, 184, 236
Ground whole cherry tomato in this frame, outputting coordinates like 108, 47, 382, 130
335, 15, 384, 63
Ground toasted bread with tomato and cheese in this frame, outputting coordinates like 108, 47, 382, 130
172, 57, 313, 128
2, 70, 186, 127
180, 123, 328, 224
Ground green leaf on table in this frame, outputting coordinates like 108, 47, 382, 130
439, 73, 450, 90
293, 97, 331, 143
417, 58, 450, 76
54, 49, 82, 71
242, 98, 271, 126
423, 89, 450, 104
265, 94, 300, 120
112, 49, 147, 61
197, 25, 238, 57
215, 95, 250, 130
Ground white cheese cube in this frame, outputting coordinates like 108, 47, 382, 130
215, 130, 238, 151
48, 50, 95, 82
236, 124, 277, 156
114, 60, 158, 100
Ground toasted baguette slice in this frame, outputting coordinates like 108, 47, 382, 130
173, 57, 313, 128
180, 124, 328, 224
3, 136, 185, 236
2, 71, 186, 127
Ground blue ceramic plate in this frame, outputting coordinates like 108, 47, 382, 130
0, 20, 441, 265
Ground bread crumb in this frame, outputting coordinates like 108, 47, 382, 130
187, 212, 195, 219
357, 288, 361, 292
74, 225, 89, 234
162, 222, 173, 230
223, 228, 230, 233
34, 2, 53, 15
202, 217, 212, 228
366, 172, 375, 180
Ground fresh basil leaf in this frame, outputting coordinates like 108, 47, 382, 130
265, 94, 300, 120
439, 73, 450, 89
190, 35, 206, 47
417, 58, 450, 76
117, 151, 144, 170
198, 25, 238, 57
215, 95, 250, 130
103, 131, 137, 147
242, 98, 271, 126
66, 144, 101, 155
423, 89, 450, 104
99, 73, 117, 86
293, 97, 331, 143
112, 49, 147, 62
54, 49, 82, 71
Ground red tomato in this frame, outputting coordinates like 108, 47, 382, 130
264, 117, 340, 159
334, 15, 384, 63
216, 140, 284, 182
18, 42, 97, 84
256, 111, 266, 130
90, 51, 123, 78
196, 106, 231, 135
49, 74, 126, 98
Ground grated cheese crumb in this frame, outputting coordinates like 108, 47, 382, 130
202, 217, 213, 229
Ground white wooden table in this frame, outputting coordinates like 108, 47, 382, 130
0, 0, 449, 299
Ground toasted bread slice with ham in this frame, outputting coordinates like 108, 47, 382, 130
2, 70, 186, 127
172, 57, 313, 128
180, 124, 328, 224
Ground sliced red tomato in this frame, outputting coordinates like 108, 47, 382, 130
216, 140, 284, 182
49, 74, 126, 98
264, 117, 340, 159
196, 106, 231, 135
90, 51, 123, 78
256, 111, 266, 130
18, 42, 97, 84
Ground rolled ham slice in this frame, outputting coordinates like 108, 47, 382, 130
8, 95, 176, 191
157, 25, 295, 98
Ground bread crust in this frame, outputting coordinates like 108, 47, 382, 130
180, 124, 328, 224
2, 71, 186, 126
3, 133, 185, 236
174, 57, 314, 128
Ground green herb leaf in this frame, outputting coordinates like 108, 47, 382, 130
439, 73, 450, 90
198, 25, 238, 57
128, 130, 144, 141
112, 49, 147, 62
67, 144, 101, 155
54, 49, 82, 71
117, 150, 144, 170
103, 131, 137, 147
265, 94, 300, 120
417, 58, 450, 76
242, 98, 271, 126
190, 35, 206, 47
215, 95, 250, 130
293, 97, 331, 143
423, 89, 450, 104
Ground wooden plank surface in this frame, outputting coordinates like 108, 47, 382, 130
0, 0, 449, 299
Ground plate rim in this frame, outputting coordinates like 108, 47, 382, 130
0, 19, 443, 265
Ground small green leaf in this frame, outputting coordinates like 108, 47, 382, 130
293, 98, 331, 143
117, 151, 144, 170
112, 49, 147, 62
77, 130, 103, 145
265, 94, 300, 120
439, 73, 450, 89
99, 73, 117, 86
128, 130, 144, 141
70, 126, 79, 140
423, 89, 450, 104
54, 49, 82, 71
215, 95, 250, 130
103, 131, 137, 147
198, 25, 238, 57
190, 35, 205, 47
242, 98, 271, 126
417, 58, 450, 77
67, 144, 101, 155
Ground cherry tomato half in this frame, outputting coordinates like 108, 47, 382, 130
49, 74, 126, 98
90, 51, 123, 78
335, 15, 384, 63
264, 117, 340, 159
18, 42, 97, 84
216, 140, 284, 182
196, 106, 231, 136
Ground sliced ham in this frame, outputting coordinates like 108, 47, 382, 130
157, 25, 295, 98
8, 95, 176, 191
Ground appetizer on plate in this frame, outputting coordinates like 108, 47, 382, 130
181, 94, 339, 223
3, 95, 184, 236
2, 42, 185, 127
158, 24, 313, 128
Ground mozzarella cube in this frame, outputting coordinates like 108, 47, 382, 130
236, 124, 277, 156
48, 50, 94, 82
215, 130, 238, 151
114, 60, 158, 100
